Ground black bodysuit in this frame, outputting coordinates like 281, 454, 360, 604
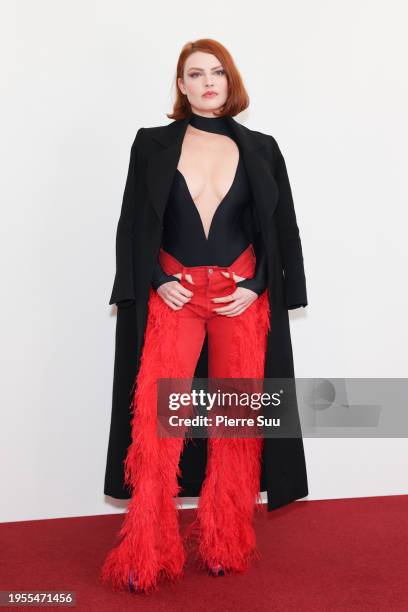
151, 112, 267, 295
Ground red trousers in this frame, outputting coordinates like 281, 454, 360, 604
101, 243, 271, 593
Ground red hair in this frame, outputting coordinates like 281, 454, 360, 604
167, 39, 249, 120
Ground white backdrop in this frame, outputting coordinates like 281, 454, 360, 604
1, 0, 407, 522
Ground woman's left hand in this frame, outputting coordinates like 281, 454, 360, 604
212, 271, 258, 317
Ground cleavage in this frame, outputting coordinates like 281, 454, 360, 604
176, 153, 241, 241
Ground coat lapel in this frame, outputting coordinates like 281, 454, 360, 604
145, 115, 280, 233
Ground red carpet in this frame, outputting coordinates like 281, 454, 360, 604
1, 495, 407, 611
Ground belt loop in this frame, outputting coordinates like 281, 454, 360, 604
181, 266, 186, 282
227, 266, 234, 281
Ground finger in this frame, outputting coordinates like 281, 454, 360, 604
176, 284, 194, 297
167, 293, 188, 307
225, 307, 246, 317
213, 302, 240, 313
225, 303, 248, 316
165, 298, 183, 310
211, 293, 237, 303
215, 299, 251, 314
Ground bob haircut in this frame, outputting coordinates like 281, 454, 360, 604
168, 38, 250, 120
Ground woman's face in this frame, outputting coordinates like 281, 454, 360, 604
177, 51, 228, 116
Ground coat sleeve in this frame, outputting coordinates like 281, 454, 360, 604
109, 128, 145, 308
235, 204, 268, 295
151, 258, 180, 290
272, 138, 308, 310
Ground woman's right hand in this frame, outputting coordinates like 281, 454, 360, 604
157, 278, 194, 310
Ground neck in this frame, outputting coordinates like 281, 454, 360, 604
189, 111, 233, 137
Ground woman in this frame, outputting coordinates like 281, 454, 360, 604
101, 38, 309, 594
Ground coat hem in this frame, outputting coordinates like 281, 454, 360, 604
103, 486, 309, 511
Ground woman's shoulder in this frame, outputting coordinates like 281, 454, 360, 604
131, 120, 181, 147
247, 123, 282, 147
240, 122, 284, 160
138, 119, 183, 134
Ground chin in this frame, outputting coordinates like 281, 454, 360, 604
201, 99, 225, 112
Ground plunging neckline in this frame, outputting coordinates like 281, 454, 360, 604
175, 155, 241, 242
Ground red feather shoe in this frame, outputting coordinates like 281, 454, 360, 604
128, 569, 141, 593
207, 563, 225, 577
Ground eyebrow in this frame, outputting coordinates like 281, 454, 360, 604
187, 65, 223, 71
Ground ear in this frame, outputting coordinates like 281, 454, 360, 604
177, 76, 185, 96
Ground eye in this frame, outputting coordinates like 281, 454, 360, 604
215, 69, 225, 76
189, 72, 200, 78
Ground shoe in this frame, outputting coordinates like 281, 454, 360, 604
207, 563, 225, 577
128, 569, 140, 593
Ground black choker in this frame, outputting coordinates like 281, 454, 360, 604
189, 111, 233, 137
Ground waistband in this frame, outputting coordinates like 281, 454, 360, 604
159, 243, 256, 281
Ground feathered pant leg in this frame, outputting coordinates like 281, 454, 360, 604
101, 288, 197, 593
101, 247, 270, 592
190, 288, 271, 573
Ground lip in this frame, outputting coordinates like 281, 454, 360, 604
203, 91, 218, 98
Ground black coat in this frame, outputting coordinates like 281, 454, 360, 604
104, 115, 309, 511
